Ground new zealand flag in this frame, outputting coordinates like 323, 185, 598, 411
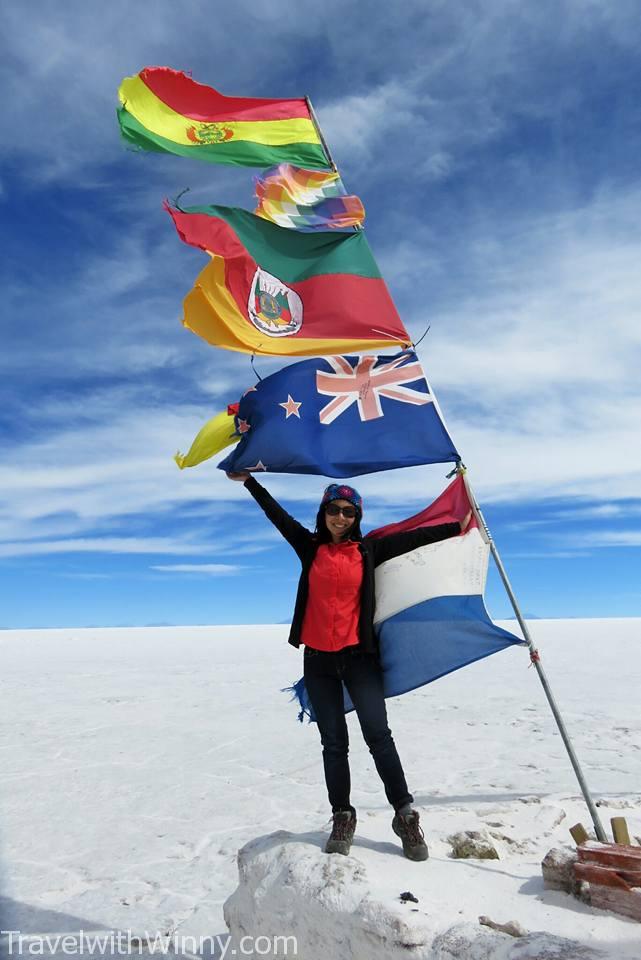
218, 350, 459, 478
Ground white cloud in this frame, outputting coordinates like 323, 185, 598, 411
503, 502, 641, 527
319, 81, 416, 162
553, 504, 641, 520
2, 0, 641, 566
0, 537, 212, 558
2, 0, 636, 187
575, 529, 641, 548
367, 185, 641, 505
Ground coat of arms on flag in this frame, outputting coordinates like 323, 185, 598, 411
248, 268, 303, 337
166, 203, 410, 356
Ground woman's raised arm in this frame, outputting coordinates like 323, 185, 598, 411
227, 472, 312, 558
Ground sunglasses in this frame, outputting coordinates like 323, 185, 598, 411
325, 503, 357, 519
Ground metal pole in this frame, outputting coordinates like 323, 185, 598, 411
305, 95, 339, 172
305, 96, 363, 233
461, 469, 608, 842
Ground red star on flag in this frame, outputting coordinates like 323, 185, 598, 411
238, 419, 251, 434
247, 460, 267, 471
279, 395, 302, 419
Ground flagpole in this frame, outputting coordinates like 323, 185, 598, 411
460, 468, 607, 842
305, 96, 339, 173
305, 96, 364, 234
302, 99, 604, 839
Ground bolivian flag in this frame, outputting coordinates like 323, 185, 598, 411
167, 204, 411, 357
118, 67, 330, 170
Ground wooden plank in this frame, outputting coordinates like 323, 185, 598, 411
589, 886, 641, 923
574, 862, 631, 890
570, 823, 590, 845
577, 842, 641, 872
611, 816, 632, 846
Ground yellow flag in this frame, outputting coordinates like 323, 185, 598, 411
175, 409, 239, 469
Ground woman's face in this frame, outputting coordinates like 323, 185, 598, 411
324, 499, 357, 542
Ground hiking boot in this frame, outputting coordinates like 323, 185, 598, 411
325, 810, 356, 855
392, 809, 429, 861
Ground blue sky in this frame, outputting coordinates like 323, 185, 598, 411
1, 0, 641, 628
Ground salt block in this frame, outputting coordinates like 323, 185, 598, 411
448, 829, 499, 860
542, 846, 579, 894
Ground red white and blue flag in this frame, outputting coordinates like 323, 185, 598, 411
218, 350, 459, 477
287, 475, 525, 721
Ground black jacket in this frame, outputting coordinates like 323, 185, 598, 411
245, 476, 461, 655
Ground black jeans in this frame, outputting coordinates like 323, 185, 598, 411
303, 647, 413, 815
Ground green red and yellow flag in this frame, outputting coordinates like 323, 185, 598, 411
166, 203, 410, 357
118, 67, 330, 170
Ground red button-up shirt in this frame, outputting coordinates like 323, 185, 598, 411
300, 540, 364, 652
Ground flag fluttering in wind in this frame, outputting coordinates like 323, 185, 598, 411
174, 406, 239, 469
117, 68, 330, 170
218, 350, 459, 477
116, 69, 593, 835
286, 475, 525, 721
254, 164, 365, 231
167, 203, 410, 356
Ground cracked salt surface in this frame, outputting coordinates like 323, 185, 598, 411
1, 619, 640, 958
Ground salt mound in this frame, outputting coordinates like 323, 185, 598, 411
223, 822, 630, 959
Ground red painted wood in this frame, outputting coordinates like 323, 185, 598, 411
574, 862, 632, 890
577, 842, 641, 872
589, 886, 641, 922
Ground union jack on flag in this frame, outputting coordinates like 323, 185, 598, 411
219, 350, 459, 479
317, 354, 432, 424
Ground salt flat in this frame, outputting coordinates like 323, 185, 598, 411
1, 619, 640, 957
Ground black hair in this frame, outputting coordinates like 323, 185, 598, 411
314, 504, 363, 543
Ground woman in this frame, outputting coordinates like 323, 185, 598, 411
227, 471, 471, 860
